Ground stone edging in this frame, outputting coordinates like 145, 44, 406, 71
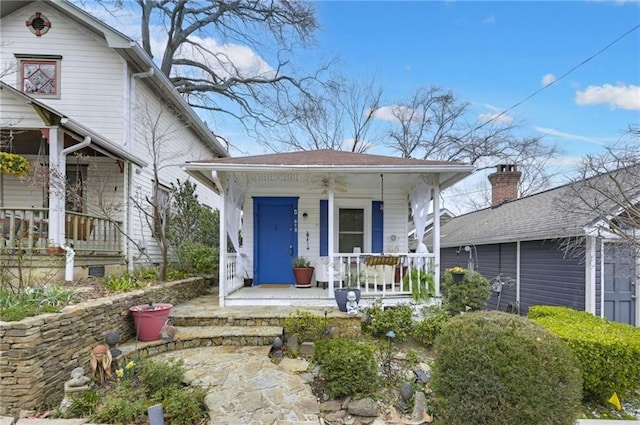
0, 277, 210, 416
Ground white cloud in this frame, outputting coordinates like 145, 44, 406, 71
478, 112, 513, 124
576, 84, 640, 110
541, 73, 556, 87
373, 105, 423, 123
173, 36, 275, 80
535, 126, 606, 146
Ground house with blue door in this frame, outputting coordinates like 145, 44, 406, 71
438, 165, 639, 326
185, 150, 473, 307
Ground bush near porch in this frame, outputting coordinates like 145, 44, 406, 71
529, 305, 640, 403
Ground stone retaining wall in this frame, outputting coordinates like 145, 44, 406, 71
0, 277, 211, 415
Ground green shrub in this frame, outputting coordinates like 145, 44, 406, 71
139, 359, 185, 397
529, 305, 640, 403
177, 242, 218, 274
362, 301, 415, 342
284, 310, 329, 343
67, 387, 101, 417
441, 268, 491, 315
315, 338, 379, 398
431, 311, 582, 425
413, 305, 451, 347
154, 385, 208, 425
92, 383, 148, 423
0, 285, 76, 321
103, 273, 142, 292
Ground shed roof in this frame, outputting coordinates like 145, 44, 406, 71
440, 166, 640, 247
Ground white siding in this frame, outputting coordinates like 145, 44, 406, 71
241, 183, 409, 272
127, 82, 221, 261
0, 92, 47, 128
0, 2, 126, 143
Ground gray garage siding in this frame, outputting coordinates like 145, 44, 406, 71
519, 239, 585, 316
441, 243, 518, 312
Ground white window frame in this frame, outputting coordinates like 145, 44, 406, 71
333, 199, 371, 254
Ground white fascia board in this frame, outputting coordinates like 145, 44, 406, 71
184, 163, 474, 175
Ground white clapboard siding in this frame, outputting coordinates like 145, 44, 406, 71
127, 82, 222, 260
0, 3, 126, 143
240, 185, 410, 272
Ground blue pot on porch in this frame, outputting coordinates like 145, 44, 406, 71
335, 288, 361, 312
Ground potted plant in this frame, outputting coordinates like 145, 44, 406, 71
449, 266, 467, 283
292, 256, 314, 288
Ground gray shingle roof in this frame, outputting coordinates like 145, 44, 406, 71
189, 149, 462, 167
441, 166, 640, 247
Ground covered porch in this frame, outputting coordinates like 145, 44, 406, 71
1, 82, 147, 278
186, 150, 473, 307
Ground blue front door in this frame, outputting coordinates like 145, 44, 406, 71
254, 197, 298, 284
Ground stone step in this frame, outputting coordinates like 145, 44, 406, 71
117, 325, 283, 360
169, 304, 350, 327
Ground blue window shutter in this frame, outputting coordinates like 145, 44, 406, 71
320, 200, 328, 256
372, 201, 384, 253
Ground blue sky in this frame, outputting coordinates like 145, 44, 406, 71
310, 1, 639, 163
81, 0, 639, 206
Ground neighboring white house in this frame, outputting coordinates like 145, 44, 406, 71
0, 0, 228, 280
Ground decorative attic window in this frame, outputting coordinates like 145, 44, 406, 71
25, 12, 51, 37
15, 54, 61, 97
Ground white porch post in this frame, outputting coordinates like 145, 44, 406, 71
48, 128, 65, 246
433, 184, 441, 297
327, 182, 335, 294
218, 175, 227, 307
585, 236, 597, 315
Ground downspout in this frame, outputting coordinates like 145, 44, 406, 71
127, 67, 154, 271
57, 132, 91, 281
213, 171, 226, 307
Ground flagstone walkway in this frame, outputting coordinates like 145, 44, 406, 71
154, 346, 321, 425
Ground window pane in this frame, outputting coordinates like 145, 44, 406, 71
338, 208, 364, 253
339, 209, 364, 232
339, 233, 364, 254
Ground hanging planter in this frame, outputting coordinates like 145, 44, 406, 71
129, 303, 173, 342
0, 152, 31, 177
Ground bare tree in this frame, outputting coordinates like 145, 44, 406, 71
88, 0, 327, 140
269, 76, 383, 152
563, 125, 640, 249
383, 86, 556, 166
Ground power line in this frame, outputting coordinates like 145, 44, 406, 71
468, 23, 640, 136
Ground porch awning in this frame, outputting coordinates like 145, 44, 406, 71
0, 82, 148, 168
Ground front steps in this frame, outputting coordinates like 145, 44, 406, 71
117, 295, 362, 361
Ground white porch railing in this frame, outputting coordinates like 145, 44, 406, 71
224, 253, 245, 296
325, 253, 435, 296
223, 251, 436, 299
0, 208, 122, 254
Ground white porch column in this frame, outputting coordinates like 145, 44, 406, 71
218, 174, 227, 307
327, 183, 335, 294
516, 240, 521, 306
47, 127, 65, 246
433, 184, 441, 297
585, 235, 597, 315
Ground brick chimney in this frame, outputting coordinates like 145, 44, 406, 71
488, 164, 521, 207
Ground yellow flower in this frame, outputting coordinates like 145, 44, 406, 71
449, 266, 467, 274
126, 361, 135, 370
116, 369, 124, 378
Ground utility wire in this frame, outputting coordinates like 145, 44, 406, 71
468, 23, 640, 136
